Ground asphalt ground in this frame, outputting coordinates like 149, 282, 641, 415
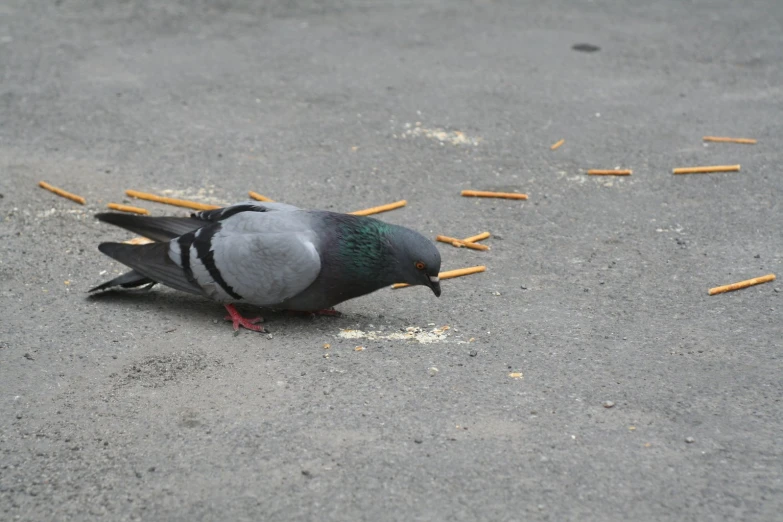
1, 1, 782, 520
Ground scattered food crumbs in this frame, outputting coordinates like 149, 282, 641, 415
125, 189, 220, 211
339, 325, 452, 344
603, 401, 615, 408
644, 443, 652, 448
64, 280, 70, 286
400, 126, 481, 146
441, 325, 450, 331
685, 437, 695, 443
107, 203, 149, 215
468, 338, 475, 343
673, 164, 740, 174
354, 346, 365, 351
550, 139, 565, 150
508, 372, 523, 379
428, 367, 439, 376
588, 169, 632, 176
461, 190, 528, 200
350, 200, 407, 216
708, 274, 775, 295
323, 353, 330, 359
38, 181, 86, 205
248, 191, 274, 202
629, 426, 636, 431
323, 343, 331, 350
702, 136, 756, 144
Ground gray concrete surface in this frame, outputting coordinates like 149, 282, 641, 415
2, 0, 782, 520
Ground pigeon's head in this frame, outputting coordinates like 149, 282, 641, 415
390, 228, 442, 297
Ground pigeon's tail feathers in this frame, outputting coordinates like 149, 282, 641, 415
96, 213, 203, 242
89, 269, 155, 292
97, 242, 202, 296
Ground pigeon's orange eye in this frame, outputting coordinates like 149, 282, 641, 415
415, 261, 426, 270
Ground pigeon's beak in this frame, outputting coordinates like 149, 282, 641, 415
428, 275, 441, 297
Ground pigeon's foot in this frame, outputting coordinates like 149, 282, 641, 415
223, 304, 266, 332
287, 308, 342, 318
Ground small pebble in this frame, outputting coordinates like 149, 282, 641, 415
685, 436, 695, 443
23, 353, 34, 361
469, 350, 478, 357
602, 401, 615, 408
520, 286, 527, 290
414, 438, 423, 444
428, 367, 439, 376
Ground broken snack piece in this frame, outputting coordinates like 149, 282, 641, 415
708, 274, 775, 295
107, 203, 149, 215
350, 200, 407, 216
673, 165, 740, 174
461, 190, 528, 200
436, 235, 490, 251
38, 181, 86, 205
702, 136, 756, 144
248, 191, 274, 202
462, 232, 490, 243
588, 169, 632, 176
125, 189, 220, 211
392, 265, 486, 289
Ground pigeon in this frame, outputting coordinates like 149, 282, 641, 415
90, 201, 442, 332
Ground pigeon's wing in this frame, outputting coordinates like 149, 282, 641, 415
95, 242, 204, 295
95, 201, 300, 242
167, 211, 322, 305
96, 213, 202, 242
191, 201, 300, 222
89, 269, 155, 292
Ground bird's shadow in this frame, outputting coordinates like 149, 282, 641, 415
86, 288, 357, 331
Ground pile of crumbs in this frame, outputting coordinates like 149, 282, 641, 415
398, 123, 482, 146
338, 325, 453, 344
